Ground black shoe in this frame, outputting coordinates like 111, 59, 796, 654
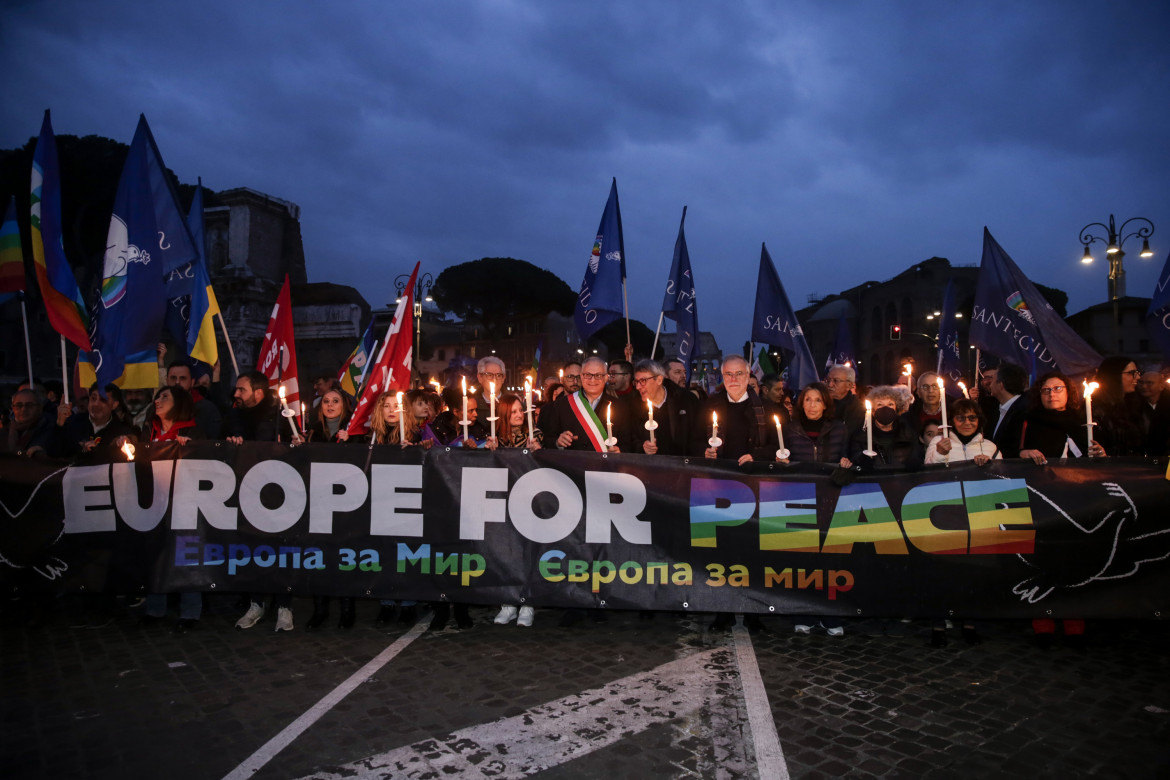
930, 628, 948, 648
1035, 632, 1055, 650
306, 604, 329, 631
338, 599, 356, 630
709, 614, 734, 632
961, 626, 982, 645
173, 618, 198, 635
429, 603, 450, 632
454, 604, 473, 630
376, 605, 395, 625
398, 606, 418, 625
744, 614, 766, 634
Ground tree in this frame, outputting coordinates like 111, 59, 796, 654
431, 257, 576, 338
590, 317, 658, 360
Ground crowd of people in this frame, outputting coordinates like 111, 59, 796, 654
3, 347, 1168, 647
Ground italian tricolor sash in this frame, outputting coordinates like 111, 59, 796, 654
568, 391, 609, 452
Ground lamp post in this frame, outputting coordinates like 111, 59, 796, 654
395, 271, 434, 384
1079, 214, 1155, 348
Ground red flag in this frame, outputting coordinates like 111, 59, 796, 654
347, 262, 418, 435
256, 275, 302, 419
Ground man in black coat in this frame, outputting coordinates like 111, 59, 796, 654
1134, 366, 1170, 456
538, 356, 633, 452
630, 359, 697, 455
987, 362, 1030, 459
223, 371, 281, 444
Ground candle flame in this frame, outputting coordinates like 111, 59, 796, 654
773, 414, 780, 425
430, 379, 441, 392
278, 385, 287, 401
121, 441, 135, 461
1083, 380, 1099, 398
902, 364, 912, 375
865, 399, 872, 410
462, 376, 467, 395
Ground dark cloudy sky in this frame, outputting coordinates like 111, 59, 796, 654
2, 0, 1168, 355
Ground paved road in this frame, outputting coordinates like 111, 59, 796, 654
2, 596, 1168, 779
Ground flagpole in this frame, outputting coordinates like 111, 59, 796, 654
216, 312, 239, 376
59, 335, 69, 404
19, 296, 34, 386
622, 280, 632, 352
650, 312, 664, 362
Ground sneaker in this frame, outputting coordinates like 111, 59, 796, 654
517, 606, 535, 627
793, 624, 813, 634
235, 602, 265, 629
826, 625, 845, 637
494, 605, 518, 625
275, 607, 294, 632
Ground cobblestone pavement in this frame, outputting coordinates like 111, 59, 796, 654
2, 595, 1168, 779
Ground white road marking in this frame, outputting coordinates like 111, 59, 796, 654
298, 646, 746, 779
732, 625, 790, 780
222, 620, 429, 780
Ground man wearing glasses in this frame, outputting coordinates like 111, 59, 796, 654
538, 356, 629, 452
692, 355, 783, 464
630, 359, 697, 455
825, 363, 865, 437
476, 356, 507, 415
560, 362, 583, 395
3, 388, 62, 457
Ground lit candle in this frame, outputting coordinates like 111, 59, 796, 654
937, 376, 948, 431
1083, 380, 1099, 455
903, 363, 913, 393
430, 378, 441, 394
461, 376, 469, 443
958, 381, 969, 399
121, 441, 135, 461
524, 377, 535, 442
559, 368, 564, 381
396, 391, 404, 443
774, 414, 784, 451
489, 381, 496, 440
606, 403, 613, 441
712, 411, 719, 440
646, 399, 656, 445
864, 400, 873, 453
278, 385, 299, 437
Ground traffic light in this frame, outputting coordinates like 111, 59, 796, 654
889, 324, 901, 340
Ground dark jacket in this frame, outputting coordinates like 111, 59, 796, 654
1132, 389, 1170, 456
832, 392, 867, 440
538, 391, 634, 452
690, 389, 782, 462
2, 414, 63, 458
848, 417, 923, 469
988, 394, 1031, 459
1020, 407, 1086, 458
629, 381, 699, 456
1093, 396, 1145, 457
785, 417, 848, 464
221, 395, 280, 442
60, 414, 139, 457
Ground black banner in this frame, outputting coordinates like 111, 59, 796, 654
2, 443, 1169, 618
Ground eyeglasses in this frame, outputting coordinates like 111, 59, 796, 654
952, 414, 979, 423
479, 372, 505, 381
1122, 369, 1142, 378
722, 371, 747, 380
633, 376, 659, 386
582, 372, 606, 381
825, 378, 851, 385
11, 402, 38, 410
607, 371, 629, 377
1040, 386, 1067, 395
563, 374, 581, 381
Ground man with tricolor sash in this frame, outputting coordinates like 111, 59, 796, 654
538, 356, 631, 453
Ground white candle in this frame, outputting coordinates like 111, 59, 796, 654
712, 411, 718, 440
489, 381, 496, 439
774, 414, 784, 451
525, 378, 535, 442
958, 381, 969, 399
1084, 381, 1098, 455
903, 363, 913, 392
647, 399, 656, 444
396, 391, 404, 443
606, 403, 613, 441
278, 385, 298, 437
864, 400, 873, 452
461, 376, 469, 443
937, 377, 948, 431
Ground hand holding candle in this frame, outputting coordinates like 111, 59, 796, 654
708, 411, 721, 449
774, 414, 789, 460
645, 399, 657, 444
278, 385, 299, 437
488, 381, 497, 440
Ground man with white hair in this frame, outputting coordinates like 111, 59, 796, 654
538, 356, 630, 452
476, 356, 506, 413
825, 363, 865, 437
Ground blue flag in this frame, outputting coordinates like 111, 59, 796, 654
661, 206, 698, 383
575, 178, 626, 341
165, 181, 221, 369
970, 227, 1101, 379
1147, 250, 1170, 361
824, 312, 855, 374
91, 115, 199, 390
936, 279, 962, 382
751, 243, 819, 390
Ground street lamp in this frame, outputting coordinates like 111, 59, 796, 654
395, 271, 434, 384
1078, 214, 1155, 347
1078, 214, 1155, 300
